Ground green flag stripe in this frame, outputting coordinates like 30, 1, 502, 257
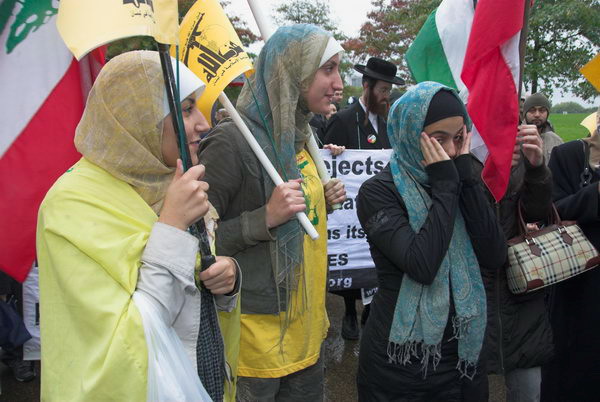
406, 9, 457, 90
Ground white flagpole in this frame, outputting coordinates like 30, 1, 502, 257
246, 0, 341, 210
217, 93, 319, 240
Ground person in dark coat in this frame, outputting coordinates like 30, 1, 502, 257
324, 57, 404, 340
541, 109, 600, 402
469, 110, 555, 402
324, 57, 404, 150
356, 82, 506, 401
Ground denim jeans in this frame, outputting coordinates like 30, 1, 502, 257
236, 357, 324, 402
506, 367, 541, 402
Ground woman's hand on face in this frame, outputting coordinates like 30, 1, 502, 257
265, 178, 306, 229
324, 178, 346, 207
324, 144, 345, 156
458, 126, 472, 156
420, 132, 450, 167
198, 256, 237, 295
158, 159, 210, 231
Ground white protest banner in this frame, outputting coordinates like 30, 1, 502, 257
321, 149, 392, 291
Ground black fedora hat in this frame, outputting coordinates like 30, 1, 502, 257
354, 57, 405, 85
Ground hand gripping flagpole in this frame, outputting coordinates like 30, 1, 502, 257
157, 44, 217, 268
157, 44, 227, 401
217, 93, 319, 240
246, 0, 342, 211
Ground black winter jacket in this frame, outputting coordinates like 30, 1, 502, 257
356, 156, 506, 401
541, 140, 600, 401
472, 156, 554, 374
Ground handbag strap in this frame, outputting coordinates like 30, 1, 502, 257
517, 200, 563, 235
579, 139, 593, 188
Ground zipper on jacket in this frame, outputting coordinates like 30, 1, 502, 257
495, 202, 506, 373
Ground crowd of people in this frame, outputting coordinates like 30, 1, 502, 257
2, 21, 598, 402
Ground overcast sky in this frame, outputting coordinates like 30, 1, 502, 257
227, 0, 598, 107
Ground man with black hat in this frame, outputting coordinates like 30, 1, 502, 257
523, 92, 563, 164
324, 57, 404, 149
323, 57, 403, 341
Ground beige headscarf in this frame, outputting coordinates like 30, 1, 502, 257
74, 50, 201, 212
582, 105, 600, 168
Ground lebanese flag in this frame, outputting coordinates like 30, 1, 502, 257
461, 0, 524, 201
0, 10, 104, 282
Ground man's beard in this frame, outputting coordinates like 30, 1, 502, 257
526, 116, 546, 131
364, 88, 388, 117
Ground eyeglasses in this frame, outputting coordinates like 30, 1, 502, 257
375, 87, 392, 95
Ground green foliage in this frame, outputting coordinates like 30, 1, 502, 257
273, 0, 353, 81
525, 0, 600, 101
274, 0, 346, 42
552, 101, 586, 114
551, 113, 591, 142
346, 0, 600, 97
107, 36, 156, 60
344, 0, 441, 79
341, 86, 363, 104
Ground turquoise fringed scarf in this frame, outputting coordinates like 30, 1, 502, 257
386, 81, 486, 378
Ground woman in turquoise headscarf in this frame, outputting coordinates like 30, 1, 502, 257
199, 24, 346, 400
356, 81, 506, 401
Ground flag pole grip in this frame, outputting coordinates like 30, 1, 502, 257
245, 0, 341, 211
218, 92, 319, 240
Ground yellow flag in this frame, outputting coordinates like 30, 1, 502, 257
580, 54, 600, 92
57, 0, 178, 60
581, 112, 598, 136
174, 0, 253, 120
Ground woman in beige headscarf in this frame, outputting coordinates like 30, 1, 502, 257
543, 106, 600, 401
36, 50, 238, 401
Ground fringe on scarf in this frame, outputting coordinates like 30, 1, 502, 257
387, 341, 442, 379
387, 316, 478, 379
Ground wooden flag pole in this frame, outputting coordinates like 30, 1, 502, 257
246, 0, 342, 210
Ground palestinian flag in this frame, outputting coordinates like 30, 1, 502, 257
0, 1, 104, 282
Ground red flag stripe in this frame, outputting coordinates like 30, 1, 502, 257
461, 0, 524, 201
0, 59, 84, 282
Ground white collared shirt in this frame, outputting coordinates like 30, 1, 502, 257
359, 97, 379, 134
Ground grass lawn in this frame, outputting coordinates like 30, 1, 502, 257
550, 113, 592, 142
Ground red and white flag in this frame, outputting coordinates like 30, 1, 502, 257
461, 0, 524, 201
0, 3, 104, 282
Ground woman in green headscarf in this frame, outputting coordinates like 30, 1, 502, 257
199, 24, 346, 400
37, 50, 239, 401
356, 81, 506, 401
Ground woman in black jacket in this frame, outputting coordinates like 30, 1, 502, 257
542, 110, 600, 401
356, 82, 506, 401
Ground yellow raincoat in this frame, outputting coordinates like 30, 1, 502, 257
36, 51, 240, 401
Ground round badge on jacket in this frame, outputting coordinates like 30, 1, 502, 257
367, 134, 377, 144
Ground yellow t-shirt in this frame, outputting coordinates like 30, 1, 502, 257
237, 150, 329, 378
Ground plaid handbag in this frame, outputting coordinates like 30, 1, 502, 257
506, 204, 600, 294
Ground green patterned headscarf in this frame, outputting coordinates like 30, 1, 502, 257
236, 24, 334, 308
